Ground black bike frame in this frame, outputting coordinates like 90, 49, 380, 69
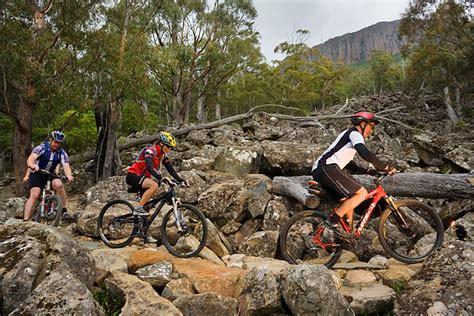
135, 188, 177, 234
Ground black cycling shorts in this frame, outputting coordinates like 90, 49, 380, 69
29, 172, 49, 189
126, 172, 146, 189
312, 164, 362, 199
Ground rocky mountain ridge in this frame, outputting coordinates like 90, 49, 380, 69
313, 20, 403, 64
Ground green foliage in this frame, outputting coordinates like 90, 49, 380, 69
368, 50, 403, 95
392, 281, 405, 295
121, 102, 161, 136
400, 0, 473, 118
53, 110, 97, 154
93, 284, 123, 316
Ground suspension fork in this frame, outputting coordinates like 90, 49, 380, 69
172, 197, 184, 231
385, 196, 409, 228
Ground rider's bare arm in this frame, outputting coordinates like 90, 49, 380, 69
26, 153, 40, 171
62, 163, 74, 181
354, 143, 388, 171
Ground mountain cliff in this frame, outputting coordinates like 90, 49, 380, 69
314, 20, 403, 64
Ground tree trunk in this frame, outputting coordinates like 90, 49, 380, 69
94, 0, 130, 180
215, 90, 222, 120
273, 173, 474, 204
197, 93, 207, 123
272, 176, 320, 208
12, 98, 34, 196
444, 86, 458, 124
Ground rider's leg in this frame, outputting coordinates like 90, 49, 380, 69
139, 178, 158, 206
24, 187, 41, 221
334, 187, 367, 219
52, 179, 67, 208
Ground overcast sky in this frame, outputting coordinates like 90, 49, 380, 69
252, 0, 410, 62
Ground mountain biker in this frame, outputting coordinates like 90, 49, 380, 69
23, 130, 74, 221
311, 111, 397, 235
126, 131, 188, 216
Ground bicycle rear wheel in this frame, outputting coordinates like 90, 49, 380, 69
34, 194, 63, 227
378, 199, 444, 264
279, 210, 342, 268
97, 199, 137, 248
161, 204, 208, 258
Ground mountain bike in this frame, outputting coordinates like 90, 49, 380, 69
97, 178, 208, 258
33, 169, 65, 227
279, 173, 444, 268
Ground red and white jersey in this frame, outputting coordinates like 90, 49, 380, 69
127, 145, 166, 177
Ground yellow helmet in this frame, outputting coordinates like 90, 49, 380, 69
159, 131, 177, 148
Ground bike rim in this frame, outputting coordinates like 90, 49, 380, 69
162, 205, 207, 258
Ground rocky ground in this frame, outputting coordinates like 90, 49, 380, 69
1, 93, 473, 315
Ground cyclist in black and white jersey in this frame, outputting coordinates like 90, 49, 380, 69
312, 111, 397, 234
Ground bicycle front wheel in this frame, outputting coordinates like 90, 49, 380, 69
279, 210, 342, 268
97, 200, 137, 248
378, 199, 444, 264
34, 194, 63, 227
161, 204, 208, 258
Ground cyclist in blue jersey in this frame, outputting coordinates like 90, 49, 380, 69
311, 112, 397, 235
23, 131, 74, 221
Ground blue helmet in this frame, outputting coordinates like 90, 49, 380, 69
50, 130, 65, 142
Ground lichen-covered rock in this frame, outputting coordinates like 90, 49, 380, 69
173, 293, 238, 316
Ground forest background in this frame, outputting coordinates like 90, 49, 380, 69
0, 0, 472, 195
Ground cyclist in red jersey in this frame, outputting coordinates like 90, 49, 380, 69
126, 131, 188, 216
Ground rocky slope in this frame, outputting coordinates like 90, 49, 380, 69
313, 20, 403, 64
0, 93, 472, 315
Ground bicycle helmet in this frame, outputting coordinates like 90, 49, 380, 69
159, 131, 177, 148
50, 130, 65, 142
350, 111, 380, 126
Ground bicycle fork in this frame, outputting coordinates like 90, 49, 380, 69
172, 197, 185, 232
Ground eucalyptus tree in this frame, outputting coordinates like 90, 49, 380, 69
81, 0, 162, 180
146, 0, 261, 125
0, 0, 100, 194
400, 0, 473, 123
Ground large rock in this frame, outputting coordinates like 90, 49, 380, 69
10, 266, 104, 315
91, 246, 139, 273
197, 180, 246, 227
260, 140, 325, 176
339, 283, 396, 314
238, 230, 279, 258
0, 222, 96, 314
236, 266, 285, 315
395, 240, 474, 315
0, 197, 26, 223
262, 198, 290, 231
104, 271, 182, 315
280, 264, 352, 315
242, 174, 272, 218
128, 247, 245, 298
213, 146, 262, 177
173, 170, 209, 204
173, 293, 238, 316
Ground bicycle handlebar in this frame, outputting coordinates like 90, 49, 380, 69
161, 177, 189, 188
39, 169, 68, 182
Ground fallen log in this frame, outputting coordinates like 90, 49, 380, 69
272, 176, 321, 208
272, 173, 474, 206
